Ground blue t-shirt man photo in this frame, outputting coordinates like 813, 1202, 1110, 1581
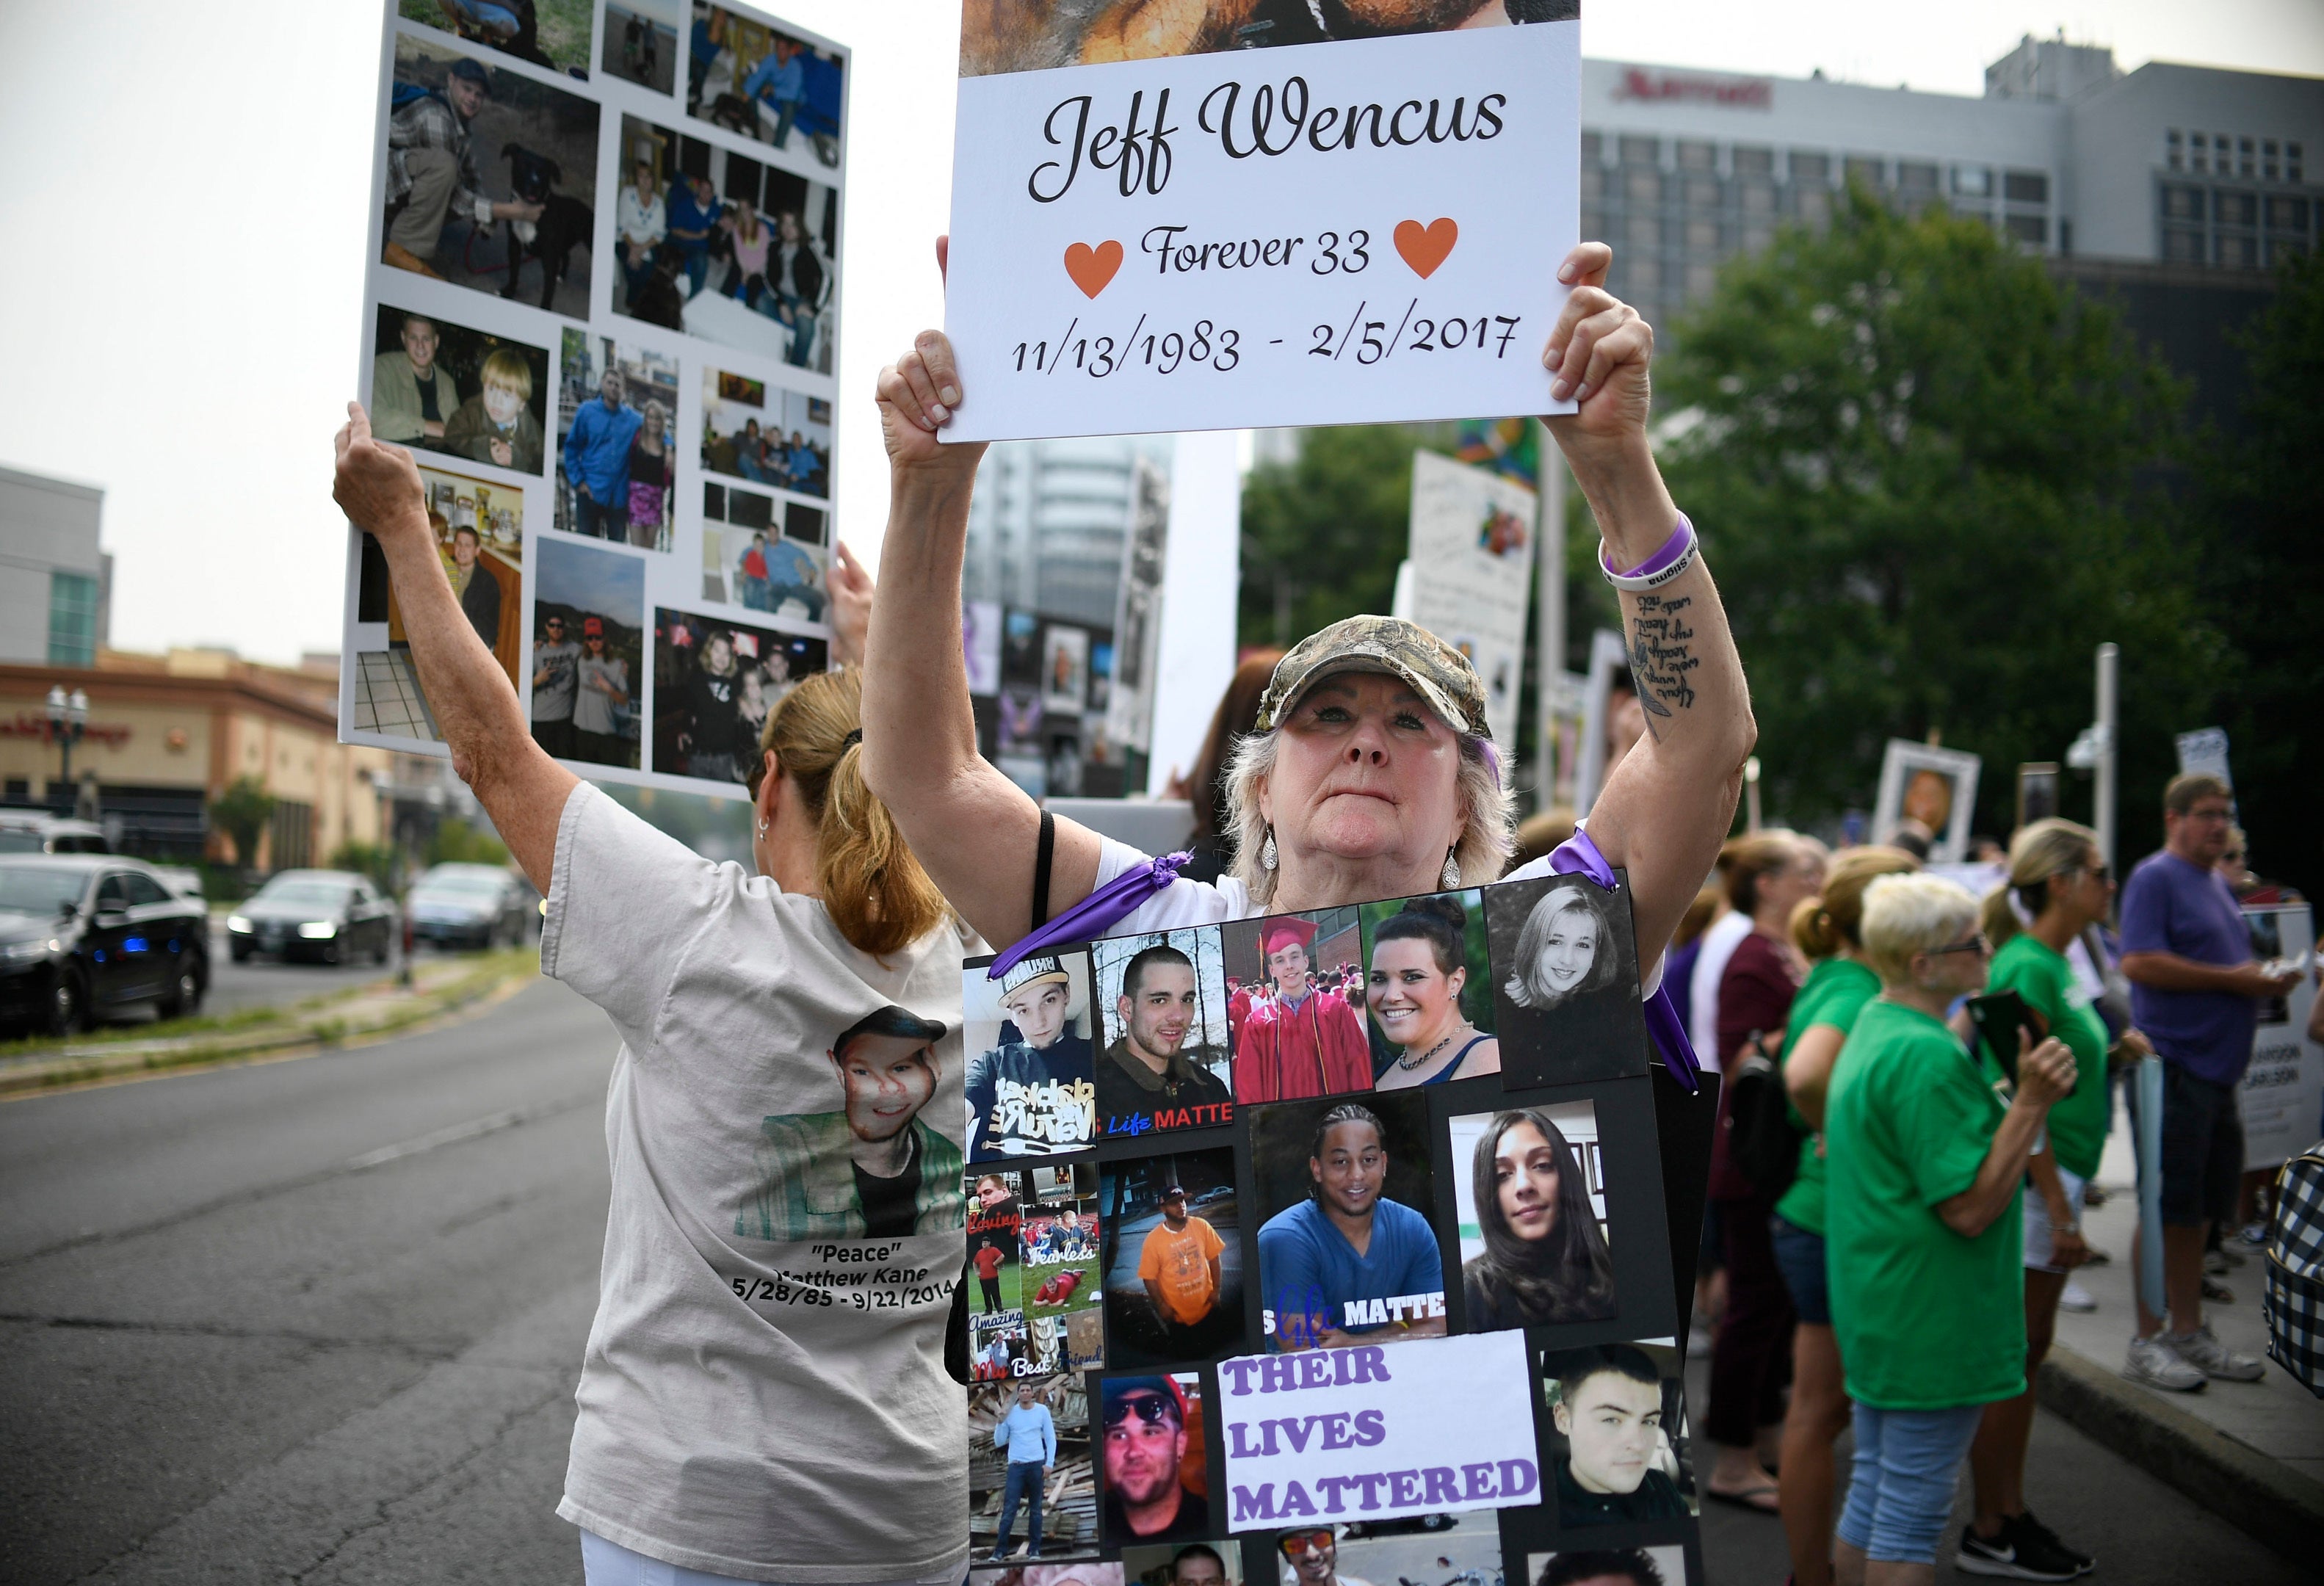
1258, 1104, 1448, 1352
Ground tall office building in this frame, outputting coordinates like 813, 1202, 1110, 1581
963, 436, 1176, 631
1579, 36, 2320, 332
0, 466, 110, 667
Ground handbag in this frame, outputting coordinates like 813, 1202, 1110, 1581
1724, 1038, 1804, 1201
2263, 1139, 2324, 1397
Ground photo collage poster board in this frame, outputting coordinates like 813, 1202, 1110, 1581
963, 870, 1704, 1586
343, 0, 845, 797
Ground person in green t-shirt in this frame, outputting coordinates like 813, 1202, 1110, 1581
1768, 846, 1919, 1586
1958, 820, 2154, 1580
1827, 874, 2076, 1583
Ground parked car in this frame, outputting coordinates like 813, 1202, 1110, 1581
225, 869, 396, 965
407, 863, 533, 949
0, 814, 110, 855
149, 865, 206, 905
0, 855, 209, 1035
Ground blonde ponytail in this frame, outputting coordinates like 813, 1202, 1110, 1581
1987, 817, 2102, 952
753, 669, 947, 957
1790, 844, 1921, 960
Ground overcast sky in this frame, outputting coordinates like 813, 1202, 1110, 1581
0, 1, 2317, 665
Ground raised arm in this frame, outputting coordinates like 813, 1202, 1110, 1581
1543, 242, 1756, 974
861, 318, 1108, 949
333, 402, 574, 890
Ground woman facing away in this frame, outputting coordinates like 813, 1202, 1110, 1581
331, 407, 972, 1586
861, 239, 1756, 1023
1462, 1107, 1618, 1330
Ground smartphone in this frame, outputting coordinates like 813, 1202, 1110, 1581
1966, 990, 2046, 1087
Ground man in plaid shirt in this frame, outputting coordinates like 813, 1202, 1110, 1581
384, 56, 541, 277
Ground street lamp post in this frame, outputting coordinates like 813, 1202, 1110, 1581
44, 684, 88, 811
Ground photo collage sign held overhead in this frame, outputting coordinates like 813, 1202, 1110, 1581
961, 868, 1708, 1585
941, 1, 1584, 441
343, 0, 844, 795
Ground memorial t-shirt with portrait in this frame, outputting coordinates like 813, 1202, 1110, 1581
541, 782, 969, 1582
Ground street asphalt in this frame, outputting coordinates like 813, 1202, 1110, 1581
0, 976, 2303, 1585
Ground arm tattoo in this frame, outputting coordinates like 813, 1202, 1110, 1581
1629, 593, 1699, 740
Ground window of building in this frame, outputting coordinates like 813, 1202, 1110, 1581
1740, 180, 1774, 215
2291, 142, 2306, 183
1618, 134, 1660, 166
1626, 213, 1659, 249
1732, 145, 1773, 178
2165, 129, 2182, 171
1897, 162, 1940, 195
1685, 175, 1720, 210
1580, 165, 1604, 200
2219, 233, 2258, 269
2161, 184, 2204, 221
2190, 133, 2208, 173
1685, 218, 1720, 251
2267, 236, 2309, 267
2268, 195, 2310, 231
2240, 136, 2256, 176
48, 571, 98, 667
1626, 169, 1663, 205
2005, 213, 2048, 247
1789, 151, 1831, 184
1684, 262, 1719, 299
1580, 208, 1604, 241
1676, 140, 1717, 171
1844, 155, 1885, 188
2217, 190, 2258, 228
1954, 165, 1992, 197
1795, 188, 1832, 226
2004, 170, 2049, 204
1626, 257, 1662, 294
1581, 130, 1603, 164
2264, 138, 2280, 181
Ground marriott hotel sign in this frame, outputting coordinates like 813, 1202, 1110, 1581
1611, 66, 1774, 110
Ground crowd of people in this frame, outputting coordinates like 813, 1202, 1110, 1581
614, 156, 830, 368
328, 222, 2316, 1586
1654, 772, 2309, 1585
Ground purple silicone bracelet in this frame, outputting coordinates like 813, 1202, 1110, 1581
1606, 513, 1695, 579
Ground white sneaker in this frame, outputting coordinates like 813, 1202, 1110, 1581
2123, 1334, 2207, 1392
2166, 1325, 2267, 1381
2058, 1281, 2097, 1313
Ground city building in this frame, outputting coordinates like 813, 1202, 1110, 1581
1, 465, 111, 667
963, 437, 1176, 630
1578, 36, 2322, 333
0, 648, 391, 867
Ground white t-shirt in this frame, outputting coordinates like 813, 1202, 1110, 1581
1091, 838, 1665, 994
543, 783, 969, 1583
1686, 908, 1753, 1073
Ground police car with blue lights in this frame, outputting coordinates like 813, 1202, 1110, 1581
0, 855, 209, 1036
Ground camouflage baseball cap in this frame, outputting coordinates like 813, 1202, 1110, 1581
1250, 616, 1491, 739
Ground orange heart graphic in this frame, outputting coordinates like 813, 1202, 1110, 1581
1394, 217, 1458, 278
1063, 239, 1124, 299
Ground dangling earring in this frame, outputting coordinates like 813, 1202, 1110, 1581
1259, 826, 1278, 871
1441, 847, 1460, 889
756, 816, 770, 838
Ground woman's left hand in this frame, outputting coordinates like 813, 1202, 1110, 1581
1541, 242, 1654, 451
828, 540, 874, 667
2049, 1224, 2090, 1270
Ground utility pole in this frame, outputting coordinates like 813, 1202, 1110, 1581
1532, 427, 1565, 811
2095, 642, 2119, 875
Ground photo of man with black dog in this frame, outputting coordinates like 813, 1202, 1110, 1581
382, 36, 596, 319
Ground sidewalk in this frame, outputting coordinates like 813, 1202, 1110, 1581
2038, 1090, 2324, 1557
0, 947, 539, 1098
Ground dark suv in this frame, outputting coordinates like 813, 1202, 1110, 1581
0, 855, 209, 1035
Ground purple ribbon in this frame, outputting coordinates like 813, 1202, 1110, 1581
1545, 827, 1704, 1093
987, 850, 1194, 980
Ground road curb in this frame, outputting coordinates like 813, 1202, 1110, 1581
0, 959, 537, 1099
2038, 1343, 2324, 1561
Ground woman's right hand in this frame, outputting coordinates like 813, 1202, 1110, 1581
2016, 1035, 2077, 1109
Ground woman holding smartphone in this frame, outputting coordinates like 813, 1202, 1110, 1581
1960, 820, 2151, 1579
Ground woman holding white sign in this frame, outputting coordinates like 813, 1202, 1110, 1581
866, 241, 1751, 1069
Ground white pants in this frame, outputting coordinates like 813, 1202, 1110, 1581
580, 1531, 961, 1586
2023, 1164, 2088, 1273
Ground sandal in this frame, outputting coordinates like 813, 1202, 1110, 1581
1704, 1479, 1783, 1515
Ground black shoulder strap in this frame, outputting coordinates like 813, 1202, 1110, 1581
1032, 810, 1056, 931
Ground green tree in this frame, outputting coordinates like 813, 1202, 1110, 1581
210, 776, 277, 870
1239, 425, 1433, 651
328, 841, 397, 891
1657, 188, 2218, 840
424, 817, 510, 869
2189, 249, 2324, 898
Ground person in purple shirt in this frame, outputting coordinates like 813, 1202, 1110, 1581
2118, 772, 2303, 1391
